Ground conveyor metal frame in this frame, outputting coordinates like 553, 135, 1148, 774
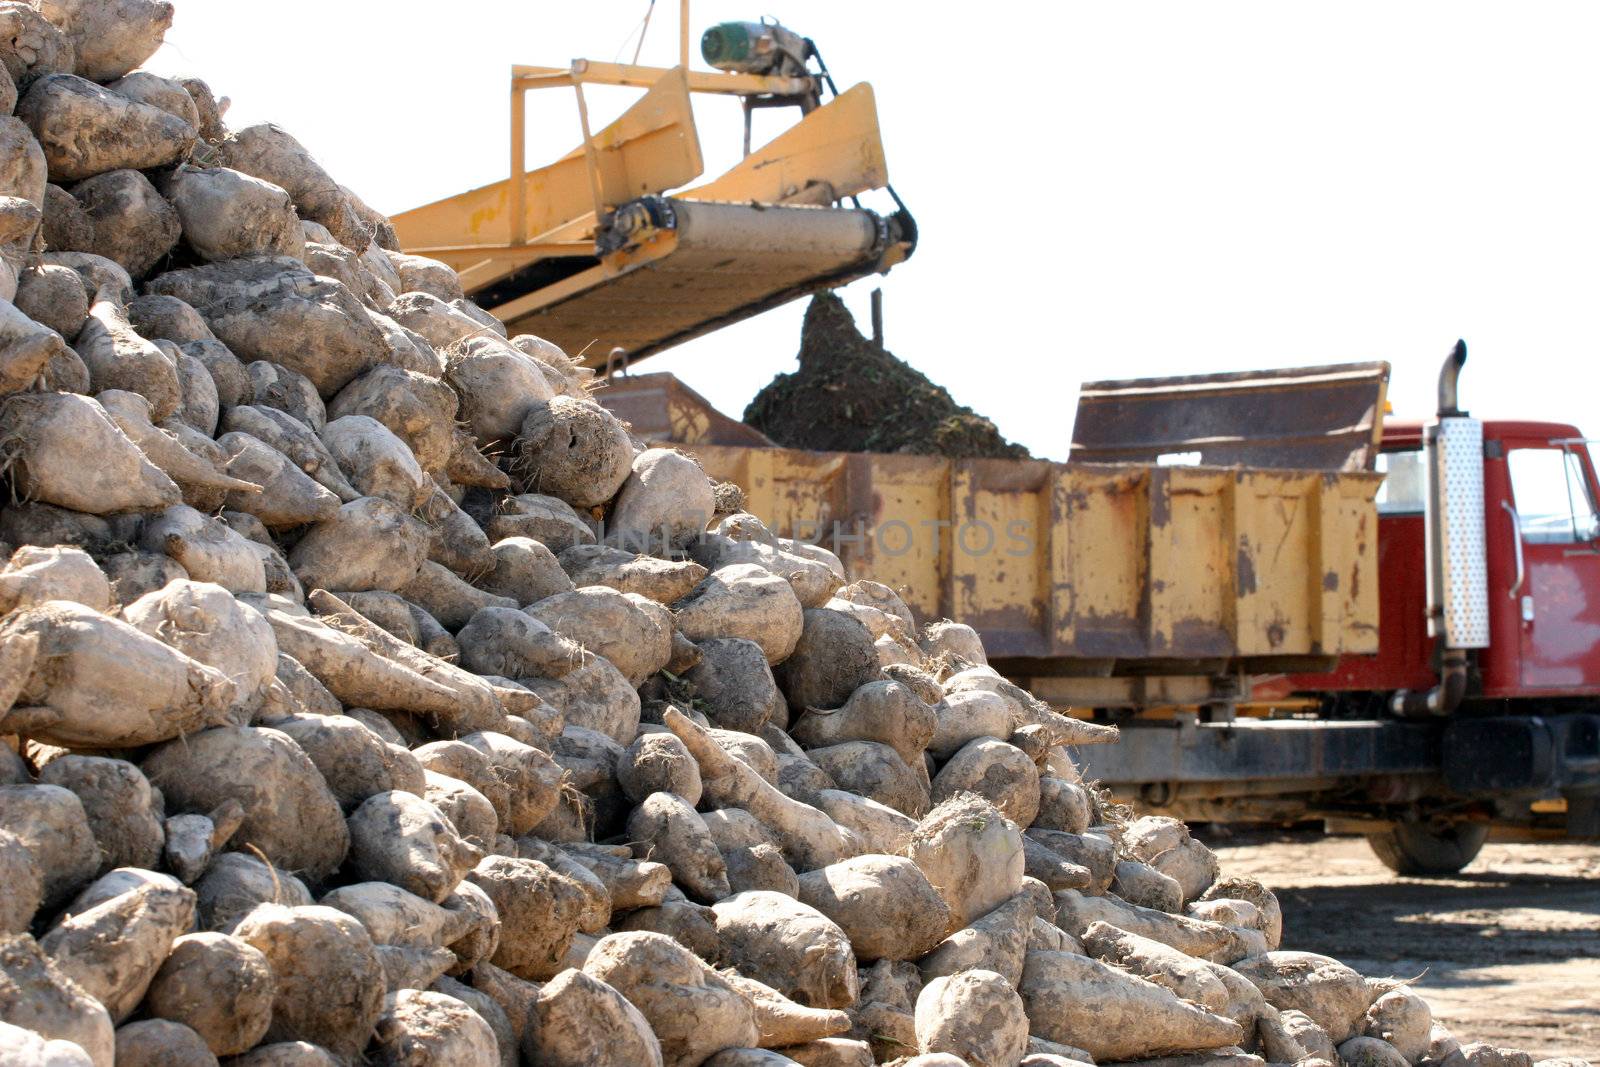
392, 5, 913, 365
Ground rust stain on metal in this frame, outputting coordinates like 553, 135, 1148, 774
1149, 469, 1172, 528
676, 438, 1379, 676
1170, 617, 1237, 658
1236, 538, 1258, 596
1267, 615, 1288, 649
1071, 361, 1390, 471
973, 600, 1042, 631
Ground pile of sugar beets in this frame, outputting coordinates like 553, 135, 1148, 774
0, 3, 1585, 1067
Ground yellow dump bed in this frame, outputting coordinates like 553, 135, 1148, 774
591, 367, 1384, 706
686, 444, 1380, 684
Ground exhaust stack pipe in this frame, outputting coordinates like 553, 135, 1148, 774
1437, 339, 1467, 417
1391, 648, 1468, 717
1393, 340, 1487, 718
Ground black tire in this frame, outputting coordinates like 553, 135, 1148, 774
1366, 821, 1488, 876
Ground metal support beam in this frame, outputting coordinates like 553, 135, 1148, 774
509, 81, 527, 246
679, 0, 691, 71
1076, 718, 1444, 787
570, 76, 607, 222
512, 61, 812, 98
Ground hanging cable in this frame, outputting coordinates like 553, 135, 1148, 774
613, 0, 658, 65
632, 0, 657, 65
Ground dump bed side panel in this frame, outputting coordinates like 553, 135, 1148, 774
685, 443, 1381, 673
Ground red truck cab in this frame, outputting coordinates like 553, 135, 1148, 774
1085, 350, 1600, 875
1260, 401, 1600, 872
1291, 419, 1600, 702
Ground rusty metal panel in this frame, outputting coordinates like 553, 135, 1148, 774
949, 460, 1053, 658
846, 454, 950, 625
1071, 361, 1391, 472
1225, 470, 1383, 658
1325, 472, 1382, 655
597, 373, 774, 447
711, 447, 847, 540
1147, 467, 1238, 659
1055, 465, 1149, 659
1233, 471, 1322, 656
682, 441, 1381, 674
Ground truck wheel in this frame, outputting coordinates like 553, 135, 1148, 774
1365, 822, 1488, 876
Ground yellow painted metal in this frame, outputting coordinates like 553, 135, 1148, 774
683, 84, 888, 205
679, 1, 691, 70
394, 57, 894, 344
498, 200, 889, 363
391, 66, 702, 267
571, 77, 607, 222
509, 77, 526, 246
513, 61, 815, 98
683, 442, 1382, 672
397, 12, 906, 364
490, 260, 620, 333
446, 243, 588, 296
396, 73, 885, 272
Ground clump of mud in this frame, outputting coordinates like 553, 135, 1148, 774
743, 293, 1029, 459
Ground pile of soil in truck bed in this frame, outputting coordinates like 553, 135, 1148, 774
743, 293, 1030, 459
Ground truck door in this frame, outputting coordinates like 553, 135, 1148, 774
1505, 442, 1600, 692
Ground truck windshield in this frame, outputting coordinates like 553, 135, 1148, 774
1375, 450, 1425, 514
1508, 447, 1600, 543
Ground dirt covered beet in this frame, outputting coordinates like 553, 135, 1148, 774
743, 293, 1029, 459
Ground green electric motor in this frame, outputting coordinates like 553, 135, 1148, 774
701, 20, 810, 77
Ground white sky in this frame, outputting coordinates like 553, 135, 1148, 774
148, 1, 1600, 460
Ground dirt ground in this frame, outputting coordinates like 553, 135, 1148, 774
1200, 829, 1600, 1058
